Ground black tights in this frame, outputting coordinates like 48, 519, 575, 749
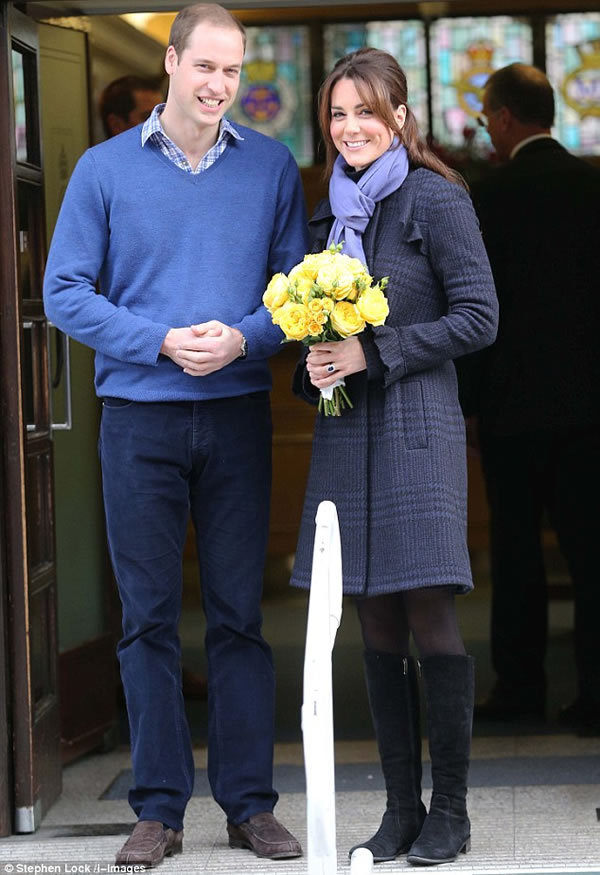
355, 587, 466, 658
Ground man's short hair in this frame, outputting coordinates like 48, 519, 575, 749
485, 62, 555, 129
99, 74, 163, 138
168, 2, 246, 57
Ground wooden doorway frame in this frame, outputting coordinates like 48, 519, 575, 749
0, 0, 19, 834
0, 450, 12, 836
0, 3, 62, 835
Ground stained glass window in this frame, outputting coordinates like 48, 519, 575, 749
430, 16, 533, 152
546, 13, 600, 155
228, 26, 313, 166
324, 22, 428, 131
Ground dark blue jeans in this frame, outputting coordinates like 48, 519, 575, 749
99, 394, 277, 830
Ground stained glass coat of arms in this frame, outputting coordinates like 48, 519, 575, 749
430, 16, 533, 151
228, 26, 313, 166
546, 13, 600, 156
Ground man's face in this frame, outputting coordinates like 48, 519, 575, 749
481, 89, 510, 161
164, 23, 244, 133
128, 89, 163, 127
106, 88, 162, 137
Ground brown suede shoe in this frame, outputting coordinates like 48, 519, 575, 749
116, 820, 183, 868
227, 812, 302, 859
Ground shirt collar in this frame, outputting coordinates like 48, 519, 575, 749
510, 133, 553, 160
141, 103, 243, 148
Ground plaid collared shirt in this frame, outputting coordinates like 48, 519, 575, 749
141, 103, 243, 174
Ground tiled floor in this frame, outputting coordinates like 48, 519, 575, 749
1, 736, 599, 873
2, 558, 598, 873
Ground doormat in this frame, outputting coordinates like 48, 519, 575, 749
101, 755, 600, 800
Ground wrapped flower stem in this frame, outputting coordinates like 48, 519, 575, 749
319, 379, 353, 417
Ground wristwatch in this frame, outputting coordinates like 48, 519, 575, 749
239, 334, 248, 360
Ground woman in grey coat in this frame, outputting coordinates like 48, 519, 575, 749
291, 49, 498, 866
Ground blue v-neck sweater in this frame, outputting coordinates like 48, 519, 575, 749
43, 123, 308, 401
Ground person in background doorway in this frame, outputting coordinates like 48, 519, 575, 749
461, 63, 600, 734
99, 74, 164, 139
44, 3, 308, 867
291, 48, 498, 866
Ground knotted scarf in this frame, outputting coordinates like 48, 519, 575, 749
327, 142, 409, 266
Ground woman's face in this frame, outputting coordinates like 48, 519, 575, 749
329, 77, 405, 170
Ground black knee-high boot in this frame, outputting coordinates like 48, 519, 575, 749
349, 651, 426, 862
407, 654, 474, 866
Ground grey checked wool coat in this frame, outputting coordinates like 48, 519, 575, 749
290, 167, 498, 596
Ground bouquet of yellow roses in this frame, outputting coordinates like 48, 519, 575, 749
263, 243, 389, 416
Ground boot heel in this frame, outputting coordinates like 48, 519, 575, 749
461, 837, 471, 854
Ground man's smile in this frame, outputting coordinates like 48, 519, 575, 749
198, 96, 223, 108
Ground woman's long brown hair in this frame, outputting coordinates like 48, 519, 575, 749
318, 47, 466, 188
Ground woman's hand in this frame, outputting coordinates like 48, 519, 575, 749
306, 337, 367, 389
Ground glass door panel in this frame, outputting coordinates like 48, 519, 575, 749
11, 43, 40, 166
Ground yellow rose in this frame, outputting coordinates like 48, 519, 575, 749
296, 254, 321, 280
330, 301, 366, 337
356, 285, 390, 326
345, 256, 373, 287
307, 250, 336, 274
306, 298, 329, 323
288, 266, 315, 302
307, 319, 325, 337
276, 302, 310, 341
289, 261, 314, 282
263, 273, 290, 312
316, 263, 357, 300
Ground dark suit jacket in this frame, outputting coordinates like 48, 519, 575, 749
458, 137, 600, 435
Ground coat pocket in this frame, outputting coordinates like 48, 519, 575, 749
401, 381, 428, 449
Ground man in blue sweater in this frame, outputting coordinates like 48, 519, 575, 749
44, 3, 307, 867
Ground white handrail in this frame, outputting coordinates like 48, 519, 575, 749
302, 500, 343, 875
350, 847, 374, 873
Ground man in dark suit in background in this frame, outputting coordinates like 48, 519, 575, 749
464, 63, 600, 733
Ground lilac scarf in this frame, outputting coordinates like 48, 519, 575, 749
327, 142, 409, 266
